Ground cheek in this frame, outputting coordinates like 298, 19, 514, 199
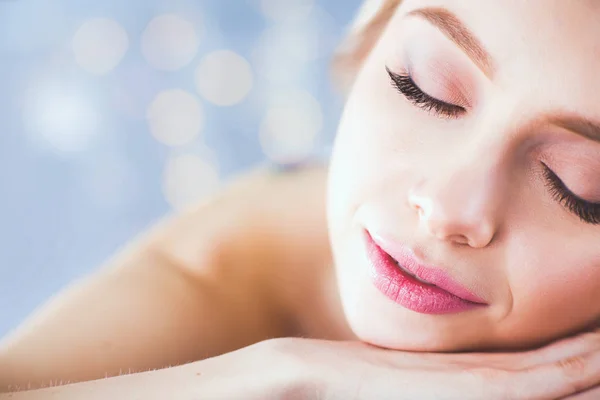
333, 67, 427, 178
328, 71, 430, 236
506, 232, 600, 330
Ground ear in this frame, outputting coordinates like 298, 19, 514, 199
332, 0, 402, 95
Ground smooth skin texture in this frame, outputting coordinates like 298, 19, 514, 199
0, 165, 342, 387
330, 0, 600, 353
1, 167, 600, 399
3, 0, 600, 398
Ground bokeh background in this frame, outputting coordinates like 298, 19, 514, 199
0, 0, 364, 337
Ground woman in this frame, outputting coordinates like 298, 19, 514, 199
2, 0, 600, 398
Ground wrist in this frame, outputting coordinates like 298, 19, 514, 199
242, 338, 327, 399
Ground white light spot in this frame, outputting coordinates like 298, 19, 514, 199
194, 50, 254, 106
259, 90, 323, 164
251, 46, 304, 86
260, 0, 315, 21
147, 89, 204, 147
21, 82, 101, 153
162, 153, 220, 209
256, 24, 320, 64
252, 7, 335, 85
72, 18, 129, 75
141, 14, 200, 71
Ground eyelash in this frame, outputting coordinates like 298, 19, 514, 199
542, 164, 600, 225
386, 67, 600, 225
386, 67, 465, 119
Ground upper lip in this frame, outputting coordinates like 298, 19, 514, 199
369, 232, 487, 304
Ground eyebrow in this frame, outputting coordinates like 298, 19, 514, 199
548, 114, 600, 143
405, 8, 600, 143
406, 7, 494, 79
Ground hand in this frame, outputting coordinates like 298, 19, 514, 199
255, 329, 600, 400
5, 330, 599, 400
562, 386, 600, 400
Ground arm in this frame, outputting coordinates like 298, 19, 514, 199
6, 333, 600, 400
0, 163, 331, 392
0, 342, 311, 400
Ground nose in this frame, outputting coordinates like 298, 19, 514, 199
408, 154, 506, 248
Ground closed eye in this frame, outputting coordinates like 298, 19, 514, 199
386, 67, 466, 119
542, 163, 600, 225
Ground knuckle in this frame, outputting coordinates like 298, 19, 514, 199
550, 355, 590, 395
557, 355, 588, 378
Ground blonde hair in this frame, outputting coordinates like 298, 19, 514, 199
332, 0, 402, 93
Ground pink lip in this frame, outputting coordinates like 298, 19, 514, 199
365, 230, 486, 314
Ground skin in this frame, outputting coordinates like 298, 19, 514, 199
1, 0, 600, 398
0, 165, 340, 388
329, 0, 600, 352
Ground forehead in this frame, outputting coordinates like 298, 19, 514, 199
395, 0, 600, 57
391, 0, 600, 110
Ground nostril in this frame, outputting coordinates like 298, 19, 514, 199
448, 234, 470, 246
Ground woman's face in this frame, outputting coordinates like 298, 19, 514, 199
328, 0, 600, 352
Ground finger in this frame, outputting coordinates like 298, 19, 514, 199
560, 385, 600, 400
451, 330, 600, 369
510, 349, 600, 400
519, 330, 600, 369
451, 330, 600, 372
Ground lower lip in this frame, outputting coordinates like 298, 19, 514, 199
364, 233, 482, 315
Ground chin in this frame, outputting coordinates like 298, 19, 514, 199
332, 245, 494, 353
337, 280, 470, 352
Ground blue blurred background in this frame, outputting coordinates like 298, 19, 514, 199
0, 0, 362, 337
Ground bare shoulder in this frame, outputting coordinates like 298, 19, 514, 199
0, 163, 337, 390
144, 162, 336, 332
147, 162, 330, 277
